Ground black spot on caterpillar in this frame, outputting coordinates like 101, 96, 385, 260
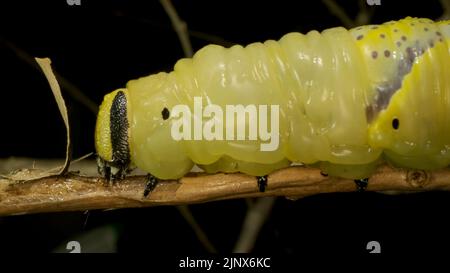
161, 107, 170, 120
95, 17, 450, 182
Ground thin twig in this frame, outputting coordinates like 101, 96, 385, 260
110, 11, 235, 47
439, 0, 450, 20
176, 206, 217, 253
188, 29, 235, 47
355, 0, 374, 26
322, 0, 355, 28
233, 197, 276, 253
1, 165, 449, 216
322, 0, 376, 28
160, 0, 194, 57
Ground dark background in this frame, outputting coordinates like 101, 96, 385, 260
0, 0, 449, 257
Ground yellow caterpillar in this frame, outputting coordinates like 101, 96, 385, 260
95, 17, 450, 194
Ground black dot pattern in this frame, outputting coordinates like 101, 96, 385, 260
350, 18, 447, 66
349, 17, 449, 124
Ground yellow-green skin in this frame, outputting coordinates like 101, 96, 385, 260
95, 17, 450, 180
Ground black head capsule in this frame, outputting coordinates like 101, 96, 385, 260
104, 90, 131, 180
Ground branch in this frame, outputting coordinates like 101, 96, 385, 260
322, 0, 375, 28
439, 0, 450, 20
176, 205, 217, 253
355, 0, 374, 26
233, 197, 276, 253
160, 0, 194, 57
322, 0, 355, 28
1, 165, 449, 216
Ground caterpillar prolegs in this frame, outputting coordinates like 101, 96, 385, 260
95, 17, 450, 189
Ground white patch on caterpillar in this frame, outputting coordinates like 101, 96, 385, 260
170, 96, 279, 151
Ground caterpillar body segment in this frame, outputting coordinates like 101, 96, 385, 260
95, 17, 450, 182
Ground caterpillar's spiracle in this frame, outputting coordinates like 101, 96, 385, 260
95, 17, 450, 187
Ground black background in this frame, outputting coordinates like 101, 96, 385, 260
0, 0, 449, 259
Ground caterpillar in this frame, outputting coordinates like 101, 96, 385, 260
95, 17, 450, 194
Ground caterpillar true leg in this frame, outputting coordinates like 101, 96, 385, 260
97, 155, 128, 185
257, 175, 268, 192
143, 174, 159, 197
354, 178, 369, 192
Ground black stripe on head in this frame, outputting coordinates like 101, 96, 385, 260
110, 91, 130, 166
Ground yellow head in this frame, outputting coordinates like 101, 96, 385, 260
95, 88, 131, 179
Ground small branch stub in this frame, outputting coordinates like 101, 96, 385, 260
406, 170, 429, 188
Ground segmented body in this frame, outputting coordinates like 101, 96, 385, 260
95, 17, 450, 180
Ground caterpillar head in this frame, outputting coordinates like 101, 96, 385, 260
95, 88, 131, 180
